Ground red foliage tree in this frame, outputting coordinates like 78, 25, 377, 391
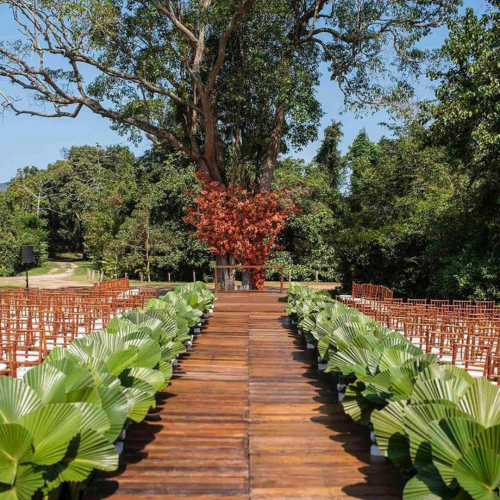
184, 174, 293, 290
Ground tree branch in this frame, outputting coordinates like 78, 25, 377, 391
148, 0, 199, 47
206, 0, 254, 91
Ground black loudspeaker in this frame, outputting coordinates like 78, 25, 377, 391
21, 245, 35, 264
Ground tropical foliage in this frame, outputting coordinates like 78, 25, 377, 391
0, 169, 48, 276
331, 4, 500, 301
287, 284, 500, 500
0, 142, 340, 283
0, 282, 215, 500
0, 147, 213, 281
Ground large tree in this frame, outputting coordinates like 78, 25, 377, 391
335, 125, 460, 298
424, 3, 500, 299
0, 0, 459, 190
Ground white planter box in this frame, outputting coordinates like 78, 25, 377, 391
370, 444, 384, 457
370, 431, 375, 443
172, 359, 179, 367
337, 383, 346, 392
185, 341, 193, 349
115, 441, 124, 455
16, 367, 32, 379
306, 343, 315, 350
318, 363, 327, 371
194, 327, 201, 334
338, 392, 345, 402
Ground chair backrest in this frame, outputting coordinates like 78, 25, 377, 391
453, 300, 472, 309
431, 299, 450, 307
408, 298, 427, 305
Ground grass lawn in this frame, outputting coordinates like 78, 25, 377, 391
0, 282, 23, 289
55, 252, 84, 260
69, 260, 93, 278
2, 262, 340, 290
0, 260, 95, 289
17, 261, 60, 277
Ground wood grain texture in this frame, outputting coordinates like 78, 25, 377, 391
86, 293, 403, 499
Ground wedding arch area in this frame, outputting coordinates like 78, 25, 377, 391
1, 0, 500, 499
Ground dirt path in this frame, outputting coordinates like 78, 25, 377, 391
0, 261, 91, 289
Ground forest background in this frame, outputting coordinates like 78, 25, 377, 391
1, 2, 499, 300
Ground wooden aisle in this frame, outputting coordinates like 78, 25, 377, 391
86, 292, 403, 500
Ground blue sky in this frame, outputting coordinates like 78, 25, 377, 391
0, 0, 491, 183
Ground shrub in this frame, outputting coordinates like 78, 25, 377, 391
0, 282, 215, 500
286, 284, 500, 500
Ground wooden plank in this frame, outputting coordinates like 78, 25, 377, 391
247, 310, 403, 499
86, 293, 403, 500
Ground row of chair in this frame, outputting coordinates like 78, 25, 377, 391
352, 282, 394, 301
338, 283, 500, 384
0, 278, 157, 378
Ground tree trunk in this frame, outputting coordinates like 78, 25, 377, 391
260, 106, 285, 190
144, 205, 152, 282
228, 254, 236, 289
259, 59, 292, 191
36, 193, 41, 218
216, 254, 237, 290
241, 270, 251, 290
145, 235, 151, 282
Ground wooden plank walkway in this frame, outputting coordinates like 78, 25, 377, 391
86, 292, 403, 500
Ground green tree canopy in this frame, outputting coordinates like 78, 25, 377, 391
314, 121, 344, 189
0, 0, 459, 188
424, 3, 500, 299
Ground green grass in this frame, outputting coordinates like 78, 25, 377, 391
54, 252, 84, 260
72, 261, 93, 277
0, 260, 95, 287
60, 260, 94, 282
16, 262, 59, 277
2, 263, 340, 291
0, 282, 23, 289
